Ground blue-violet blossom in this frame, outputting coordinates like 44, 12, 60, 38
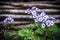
25, 7, 55, 28
3, 16, 14, 23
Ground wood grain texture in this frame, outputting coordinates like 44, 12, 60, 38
0, 1, 60, 9
0, 9, 60, 13
0, 1, 60, 28
0, 14, 60, 19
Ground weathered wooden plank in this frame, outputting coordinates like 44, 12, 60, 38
9, 23, 60, 29
14, 25, 27, 29
0, 1, 60, 29
0, 21, 34, 24
0, 9, 60, 13
0, 19, 60, 29
14, 23, 60, 29
0, 1, 60, 5
0, 14, 60, 19
0, 1, 60, 4
0, 5, 22, 9
54, 19, 60, 23
0, 19, 60, 24
0, 2, 60, 9
0, 5, 60, 9
29, 1, 60, 4
0, 12, 60, 15
0, 17, 34, 21
0, 10, 60, 15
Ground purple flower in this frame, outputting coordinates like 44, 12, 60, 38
34, 19, 38, 23
4, 19, 7, 23
41, 23, 46, 28
11, 18, 14, 22
49, 17, 55, 20
50, 20, 54, 25
40, 11, 46, 17
32, 15, 36, 18
32, 6, 39, 11
45, 20, 51, 27
31, 10, 37, 15
25, 7, 55, 28
3, 16, 14, 23
45, 20, 54, 27
25, 9, 31, 14
7, 16, 12, 20
32, 6, 36, 10
38, 16, 43, 22
43, 15, 49, 22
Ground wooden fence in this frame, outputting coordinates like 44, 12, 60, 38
0, 1, 60, 29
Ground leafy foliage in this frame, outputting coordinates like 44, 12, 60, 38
3, 23, 60, 40
3, 7, 60, 40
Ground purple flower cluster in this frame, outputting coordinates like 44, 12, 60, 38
3, 16, 14, 23
25, 7, 55, 28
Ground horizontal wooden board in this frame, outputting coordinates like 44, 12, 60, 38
0, 5, 22, 9
0, 2, 60, 9
0, 14, 60, 19
0, 21, 34, 25
0, 5, 60, 9
0, 1, 60, 29
0, 19, 60, 24
0, 9, 60, 13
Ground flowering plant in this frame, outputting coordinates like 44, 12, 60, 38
3, 7, 60, 40
3, 16, 14, 30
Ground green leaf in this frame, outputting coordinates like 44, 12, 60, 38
48, 24, 59, 34
26, 24, 35, 29
18, 29, 26, 36
37, 22, 42, 28
18, 29, 32, 37
4, 31, 16, 38
35, 28, 45, 35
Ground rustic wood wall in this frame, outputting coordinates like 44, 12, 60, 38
0, 1, 60, 29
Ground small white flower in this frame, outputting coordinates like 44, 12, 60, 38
50, 21, 54, 25
31, 10, 37, 15
35, 8, 40, 11
32, 6, 40, 12
49, 17, 55, 20
38, 16, 43, 22
43, 15, 49, 22
45, 20, 54, 27
25, 9, 31, 14
34, 19, 38, 23
7, 16, 12, 20
32, 15, 36, 18
41, 23, 46, 28
11, 19, 14, 22
32, 6, 36, 10
40, 11, 46, 17
46, 20, 51, 27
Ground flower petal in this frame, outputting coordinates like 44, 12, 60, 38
40, 11, 46, 17
41, 23, 46, 28
11, 19, 14, 22
25, 9, 31, 14
31, 10, 37, 15
38, 16, 43, 22
43, 15, 49, 22
34, 19, 38, 23
46, 20, 51, 27
4, 20, 7, 23
32, 6, 36, 10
